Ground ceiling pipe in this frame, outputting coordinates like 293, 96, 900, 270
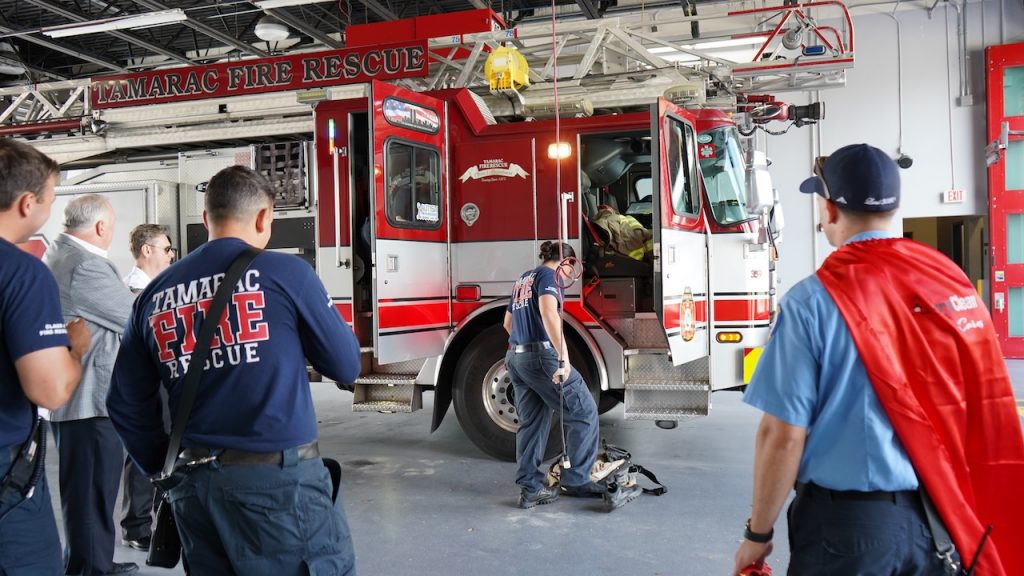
0, 117, 82, 136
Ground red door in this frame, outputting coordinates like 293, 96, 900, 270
370, 80, 451, 364
986, 43, 1024, 357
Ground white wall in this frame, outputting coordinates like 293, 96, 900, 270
764, 0, 1024, 296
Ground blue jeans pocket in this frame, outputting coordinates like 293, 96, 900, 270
819, 519, 903, 573
222, 479, 303, 561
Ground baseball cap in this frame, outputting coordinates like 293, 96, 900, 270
798, 143, 900, 212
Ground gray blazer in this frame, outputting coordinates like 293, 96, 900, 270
44, 234, 133, 422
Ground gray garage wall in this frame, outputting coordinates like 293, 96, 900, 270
763, 0, 1024, 297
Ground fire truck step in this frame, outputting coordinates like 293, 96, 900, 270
352, 375, 422, 413
607, 316, 670, 349
623, 384, 711, 421
623, 352, 710, 385
623, 352, 711, 420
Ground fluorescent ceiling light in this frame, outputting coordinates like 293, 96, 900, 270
649, 36, 768, 56
43, 9, 188, 38
254, 0, 333, 9
691, 37, 766, 50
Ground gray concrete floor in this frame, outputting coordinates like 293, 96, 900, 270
44, 360, 1024, 576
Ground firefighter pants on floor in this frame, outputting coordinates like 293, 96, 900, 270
507, 348, 599, 493
165, 450, 356, 576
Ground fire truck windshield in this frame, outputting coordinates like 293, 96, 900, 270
699, 127, 752, 226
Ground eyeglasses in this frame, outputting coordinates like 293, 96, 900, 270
147, 244, 176, 255
812, 155, 832, 200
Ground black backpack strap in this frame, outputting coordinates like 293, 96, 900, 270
633, 464, 667, 496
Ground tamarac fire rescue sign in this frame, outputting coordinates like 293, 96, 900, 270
91, 40, 428, 109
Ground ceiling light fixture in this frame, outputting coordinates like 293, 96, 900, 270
254, 16, 290, 41
43, 9, 188, 38
253, 0, 333, 9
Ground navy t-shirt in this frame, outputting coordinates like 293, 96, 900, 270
507, 265, 562, 346
0, 238, 70, 451
108, 238, 360, 475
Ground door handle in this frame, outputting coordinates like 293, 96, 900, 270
994, 292, 1005, 312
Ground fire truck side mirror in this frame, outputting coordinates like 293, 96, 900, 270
745, 151, 774, 214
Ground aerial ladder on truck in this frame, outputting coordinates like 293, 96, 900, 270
3, 2, 855, 460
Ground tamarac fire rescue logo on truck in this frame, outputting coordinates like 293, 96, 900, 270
92, 40, 428, 109
458, 159, 529, 183
681, 287, 696, 342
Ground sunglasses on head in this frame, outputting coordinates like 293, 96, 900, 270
813, 155, 832, 201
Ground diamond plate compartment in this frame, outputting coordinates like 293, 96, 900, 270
352, 379, 422, 413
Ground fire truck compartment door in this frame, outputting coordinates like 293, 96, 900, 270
370, 80, 451, 364
651, 99, 710, 366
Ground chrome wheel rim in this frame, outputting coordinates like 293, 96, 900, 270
482, 359, 518, 433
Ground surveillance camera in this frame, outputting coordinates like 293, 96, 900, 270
896, 154, 913, 169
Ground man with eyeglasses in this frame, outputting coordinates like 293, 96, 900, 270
124, 224, 175, 294
732, 144, 1024, 576
117, 223, 175, 554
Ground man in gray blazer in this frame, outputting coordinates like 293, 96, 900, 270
45, 194, 138, 576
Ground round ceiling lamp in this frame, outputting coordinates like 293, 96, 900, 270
255, 16, 290, 42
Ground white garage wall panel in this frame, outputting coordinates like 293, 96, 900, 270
765, 0, 1024, 297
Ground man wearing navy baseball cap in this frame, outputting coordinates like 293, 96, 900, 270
733, 143, 1024, 576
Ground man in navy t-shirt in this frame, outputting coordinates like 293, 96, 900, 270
108, 166, 361, 575
0, 138, 90, 575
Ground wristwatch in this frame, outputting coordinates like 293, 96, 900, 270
744, 519, 773, 543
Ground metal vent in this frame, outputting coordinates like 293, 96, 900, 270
255, 142, 308, 209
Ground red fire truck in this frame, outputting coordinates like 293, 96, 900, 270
305, 80, 780, 460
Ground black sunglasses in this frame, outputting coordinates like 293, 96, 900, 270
146, 243, 176, 255
813, 156, 832, 201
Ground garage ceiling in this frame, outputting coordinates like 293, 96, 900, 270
0, 0, 670, 86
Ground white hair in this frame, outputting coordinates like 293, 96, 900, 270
64, 194, 110, 232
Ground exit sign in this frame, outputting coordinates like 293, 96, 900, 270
943, 189, 965, 203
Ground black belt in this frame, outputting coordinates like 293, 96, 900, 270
509, 341, 553, 353
798, 482, 918, 505
179, 441, 320, 466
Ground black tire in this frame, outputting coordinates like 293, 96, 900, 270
452, 325, 599, 462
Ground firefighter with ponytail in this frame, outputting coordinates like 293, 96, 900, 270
504, 241, 599, 508
503, 241, 641, 510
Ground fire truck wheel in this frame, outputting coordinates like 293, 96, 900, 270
452, 325, 599, 462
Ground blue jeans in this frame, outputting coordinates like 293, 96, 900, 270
787, 483, 958, 575
166, 449, 356, 576
0, 445, 62, 576
506, 349, 599, 492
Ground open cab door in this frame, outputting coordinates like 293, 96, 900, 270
369, 80, 451, 364
651, 99, 710, 366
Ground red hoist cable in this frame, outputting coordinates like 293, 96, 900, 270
549, 0, 579, 471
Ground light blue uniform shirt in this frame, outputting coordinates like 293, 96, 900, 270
743, 231, 918, 491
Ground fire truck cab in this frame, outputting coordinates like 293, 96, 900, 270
306, 80, 776, 460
